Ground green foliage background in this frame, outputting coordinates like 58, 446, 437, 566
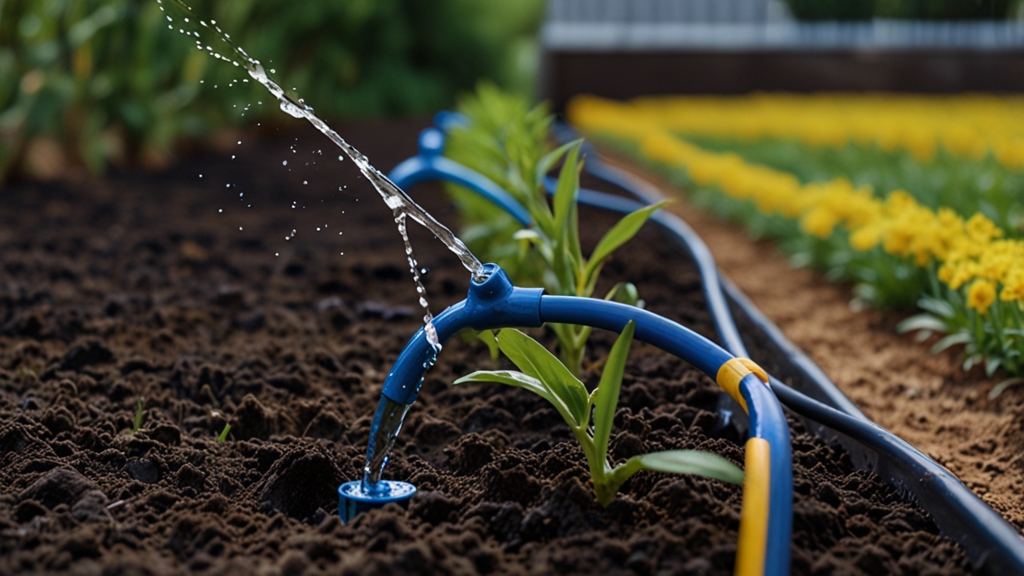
0, 0, 545, 180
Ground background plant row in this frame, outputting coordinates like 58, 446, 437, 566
569, 95, 1024, 381
0, 0, 544, 181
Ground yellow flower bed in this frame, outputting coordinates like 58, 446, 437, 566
569, 93, 1024, 168
568, 96, 1024, 314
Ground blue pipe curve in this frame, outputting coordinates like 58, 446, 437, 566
389, 128, 532, 226
385, 121, 794, 576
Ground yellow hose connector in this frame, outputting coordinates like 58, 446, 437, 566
735, 437, 771, 576
716, 358, 769, 413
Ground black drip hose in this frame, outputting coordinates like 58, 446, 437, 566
556, 122, 1024, 574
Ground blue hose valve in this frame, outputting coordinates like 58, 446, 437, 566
338, 480, 417, 524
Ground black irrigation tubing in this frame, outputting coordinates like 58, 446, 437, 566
556, 122, 1024, 574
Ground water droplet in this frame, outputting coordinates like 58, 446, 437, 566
282, 160, 287, 166
239, 226, 243, 231
218, 209, 223, 213
303, 180, 307, 185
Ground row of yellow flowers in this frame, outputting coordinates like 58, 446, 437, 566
568, 96, 1024, 314
574, 93, 1024, 169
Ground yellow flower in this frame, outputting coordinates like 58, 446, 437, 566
967, 279, 996, 314
1001, 269, 1024, 302
800, 207, 839, 239
965, 213, 1003, 244
848, 224, 881, 251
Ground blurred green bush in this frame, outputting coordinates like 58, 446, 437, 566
0, 0, 545, 180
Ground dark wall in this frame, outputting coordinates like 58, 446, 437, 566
542, 50, 1024, 111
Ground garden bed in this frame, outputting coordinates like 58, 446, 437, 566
597, 155, 1024, 534
0, 120, 971, 574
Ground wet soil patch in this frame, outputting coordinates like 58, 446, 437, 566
0, 120, 970, 574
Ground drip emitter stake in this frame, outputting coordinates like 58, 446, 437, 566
340, 264, 791, 576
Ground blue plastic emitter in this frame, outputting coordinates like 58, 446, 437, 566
338, 480, 417, 524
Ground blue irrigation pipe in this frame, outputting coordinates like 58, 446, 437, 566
385, 122, 793, 576
376, 264, 785, 576
389, 127, 531, 225
382, 117, 1024, 573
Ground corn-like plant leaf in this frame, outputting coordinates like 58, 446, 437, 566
582, 201, 670, 293
593, 321, 635, 465
473, 330, 501, 362
895, 314, 950, 334
536, 140, 579, 186
495, 329, 590, 427
455, 370, 554, 405
553, 144, 582, 260
630, 450, 743, 485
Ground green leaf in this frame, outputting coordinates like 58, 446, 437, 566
582, 201, 670, 292
454, 370, 554, 404
895, 314, 950, 334
553, 143, 582, 257
593, 321, 635, 465
605, 282, 642, 307
632, 450, 743, 484
474, 330, 500, 362
930, 331, 971, 354
496, 328, 590, 427
917, 297, 956, 319
536, 139, 579, 185
989, 377, 1024, 399
985, 357, 1002, 378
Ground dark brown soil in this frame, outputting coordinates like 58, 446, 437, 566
0, 120, 971, 575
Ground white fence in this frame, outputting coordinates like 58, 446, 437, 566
544, 0, 1024, 51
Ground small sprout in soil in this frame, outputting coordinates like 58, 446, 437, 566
129, 397, 144, 435
217, 422, 232, 442
456, 321, 743, 506
15, 365, 38, 384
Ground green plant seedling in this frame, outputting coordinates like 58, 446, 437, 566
217, 423, 232, 443
129, 397, 144, 435
447, 86, 669, 376
455, 321, 743, 506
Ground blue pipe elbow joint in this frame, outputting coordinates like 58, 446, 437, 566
381, 264, 543, 406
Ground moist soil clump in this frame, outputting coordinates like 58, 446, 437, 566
0, 120, 971, 574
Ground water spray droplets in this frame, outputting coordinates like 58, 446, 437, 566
171, 0, 479, 366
